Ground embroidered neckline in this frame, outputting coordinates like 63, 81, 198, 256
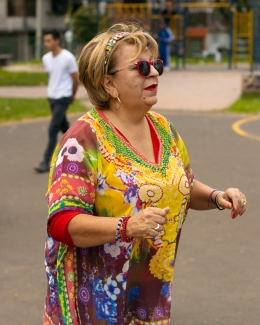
90, 107, 173, 175
97, 109, 162, 166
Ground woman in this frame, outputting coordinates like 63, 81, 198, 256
44, 23, 247, 325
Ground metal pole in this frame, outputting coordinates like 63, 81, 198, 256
35, 0, 42, 60
252, 0, 256, 72
182, 6, 187, 69
228, 0, 234, 70
250, 10, 253, 72
96, 0, 100, 34
175, 0, 181, 69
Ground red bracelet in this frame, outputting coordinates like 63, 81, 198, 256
120, 216, 134, 243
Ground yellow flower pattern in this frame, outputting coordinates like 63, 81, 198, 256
149, 243, 176, 282
138, 184, 163, 204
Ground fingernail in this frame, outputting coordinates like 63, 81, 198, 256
228, 204, 231, 209
236, 206, 239, 211
232, 212, 236, 219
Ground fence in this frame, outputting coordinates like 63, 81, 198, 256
252, 2, 260, 70
0, 34, 36, 62
106, 3, 152, 30
104, 3, 183, 39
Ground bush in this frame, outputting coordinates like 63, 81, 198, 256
72, 5, 98, 44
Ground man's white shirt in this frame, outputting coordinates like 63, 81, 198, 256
43, 49, 78, 99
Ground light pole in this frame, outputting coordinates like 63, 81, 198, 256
35, 0, 42, 60
96, 0, 100, 34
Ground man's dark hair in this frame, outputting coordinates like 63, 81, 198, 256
43, 29, 60, 40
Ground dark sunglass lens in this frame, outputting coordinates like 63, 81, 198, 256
154, 60, 163, 75
138, 61, 150, 77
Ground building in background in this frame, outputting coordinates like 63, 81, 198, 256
0, 0, 81, 61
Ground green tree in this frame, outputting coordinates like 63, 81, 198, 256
72, 5, 98, 44
235, 0, 251, 12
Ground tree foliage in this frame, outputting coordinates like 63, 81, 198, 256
72, 5, 98, 44
235, 0, 251, 12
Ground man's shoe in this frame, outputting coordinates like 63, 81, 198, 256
34, 161, 50, 173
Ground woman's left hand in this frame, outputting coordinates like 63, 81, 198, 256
217, 188, 247, 219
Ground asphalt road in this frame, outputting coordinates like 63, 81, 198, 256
0, 111, 259, 325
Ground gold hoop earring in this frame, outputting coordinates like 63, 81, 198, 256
113, 96, 121, 110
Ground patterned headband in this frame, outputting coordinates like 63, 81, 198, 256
104, 32, 130, 66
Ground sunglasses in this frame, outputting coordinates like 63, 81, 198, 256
110, 59, 164, 78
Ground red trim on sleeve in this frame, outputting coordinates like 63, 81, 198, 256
48, 211, 80, 247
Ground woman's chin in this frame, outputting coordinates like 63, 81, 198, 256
142, 94, 157, 106
143, 95, 158, 107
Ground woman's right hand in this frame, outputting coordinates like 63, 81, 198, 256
126, 207, 170, 238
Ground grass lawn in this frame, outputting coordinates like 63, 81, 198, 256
0, 69, 48, 86
11, 60, 42, 65
0, 98, 88, 123
225, 93, 260, 113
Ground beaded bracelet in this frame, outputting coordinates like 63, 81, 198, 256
120, 216, 134, 243
215, 191, 225, 210
115, 216, 125, 242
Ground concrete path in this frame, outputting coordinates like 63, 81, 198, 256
0, 70, 243, 111
154, 71, 242, 110
0, 111, 259, 325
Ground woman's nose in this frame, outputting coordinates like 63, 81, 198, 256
149, 64, 159, 77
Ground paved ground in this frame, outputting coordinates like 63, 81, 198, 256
0, 109, 259, 325
0, 70, 242, 111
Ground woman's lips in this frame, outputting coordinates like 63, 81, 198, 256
144, 84, 157, 92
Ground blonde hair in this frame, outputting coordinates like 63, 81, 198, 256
78, 23, 159, 110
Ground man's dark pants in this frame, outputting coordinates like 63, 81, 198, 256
43, 96, 72, 164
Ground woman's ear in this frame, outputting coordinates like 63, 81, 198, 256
102, 75, 118, 98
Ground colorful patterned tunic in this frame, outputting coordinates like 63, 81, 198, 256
44, 107, 194, 325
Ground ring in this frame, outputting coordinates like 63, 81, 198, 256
154, 224, 160, 230
241, 199, 246, 205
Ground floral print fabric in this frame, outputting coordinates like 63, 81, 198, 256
44, 108, 194, 325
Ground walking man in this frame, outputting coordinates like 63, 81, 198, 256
35, 29, 78, 173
